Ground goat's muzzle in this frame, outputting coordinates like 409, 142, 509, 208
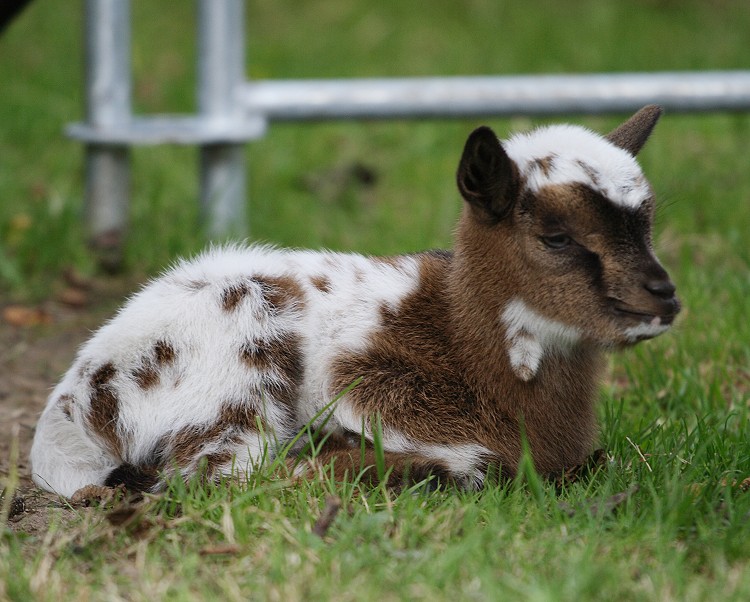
609, 273, 680, 341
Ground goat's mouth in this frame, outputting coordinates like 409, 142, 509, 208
610, 300, 679, 327
608, 301, 677, 343
612, 305, 677, 325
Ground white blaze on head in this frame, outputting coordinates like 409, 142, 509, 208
503, 125, 651, 210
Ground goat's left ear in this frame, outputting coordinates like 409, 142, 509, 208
457, 126, 519, 222
606, 105, 663, 156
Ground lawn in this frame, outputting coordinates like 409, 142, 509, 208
2, 0, 750, 600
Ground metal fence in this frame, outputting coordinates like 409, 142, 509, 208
69, 0, 750, 252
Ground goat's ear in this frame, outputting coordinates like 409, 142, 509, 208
457, 126, 519, 222
606, 105, 662, 156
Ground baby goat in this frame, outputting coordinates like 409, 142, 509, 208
31, 106, 680, 497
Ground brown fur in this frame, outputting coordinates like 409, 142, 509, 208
183, 279, 209, 291
310, 275, 332, 293
240, 332, 304, 409
132, 340, 176, 389
532, 155, 557, 178
331, 245, 599, 477
295, 433, 455, 490
154, 340, 176, 365
222, 276, 306, 312
151, 402, 268, 483
221, 282, 251, 311
575, 159, 602, 187
132, 363, 159, 389
86, 362, 122, 457
256, 276, 307, 310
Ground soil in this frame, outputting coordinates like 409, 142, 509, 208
1, 277, 135, 536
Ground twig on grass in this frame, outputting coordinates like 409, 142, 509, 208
312, 495, 342, 538
626, 436, 652, 473
199, 543, 241, 556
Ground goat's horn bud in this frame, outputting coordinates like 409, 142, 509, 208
606, 105, 663, 156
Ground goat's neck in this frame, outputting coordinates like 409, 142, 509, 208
446, 212, 599, 390
445, 216, 604, 470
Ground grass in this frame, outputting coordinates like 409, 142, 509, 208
4, 419, 750, 600
2, 0, 750, 599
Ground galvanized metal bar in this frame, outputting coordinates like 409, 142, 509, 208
242, 71, 750, 121
83, 0, 132, 266
197, 0, 250, 238
68, 71, 750, 146
68, 114, 265, 145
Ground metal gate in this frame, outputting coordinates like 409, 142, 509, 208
69, 0, 750, 250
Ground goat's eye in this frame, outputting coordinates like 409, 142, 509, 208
541, 234, 572, 250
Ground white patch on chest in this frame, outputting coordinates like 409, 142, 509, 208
504, 125, 650, 210
500, 298, 581, 381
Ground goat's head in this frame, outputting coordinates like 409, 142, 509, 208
456, 106, 680, 349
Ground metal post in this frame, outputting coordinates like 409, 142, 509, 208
198, 0, 247, 238
84, 0, 131, 269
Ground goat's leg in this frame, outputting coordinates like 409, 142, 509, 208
292, 434, 455, 491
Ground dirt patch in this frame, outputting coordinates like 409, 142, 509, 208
1, 278, 135, 536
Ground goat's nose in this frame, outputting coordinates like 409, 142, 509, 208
644, 278, 676, 299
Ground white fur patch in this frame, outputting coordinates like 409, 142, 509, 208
31, 393, 120, 497
624, 316, 670, 342
333, 404, 493, 488
504, 125, 650, 209
417, 442, 494, 488
501, 298, 581, 381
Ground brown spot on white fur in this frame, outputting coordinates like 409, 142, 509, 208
132, 363, 158, 389
132, 340, 176, 389
256, 276, 306, 310
575, 159, 601, 187
184, 279, 209, 291
241, 333, 304, 409
310, 275, 332, 293
532, 155, 557, 177
221, 282, 250, 311
154, 340, 176, 365
58, 394, 74, 422
222, 276, 306, 313
163, 402, 269, 482
86, 363, 122, 456
240, 340, 274, 371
